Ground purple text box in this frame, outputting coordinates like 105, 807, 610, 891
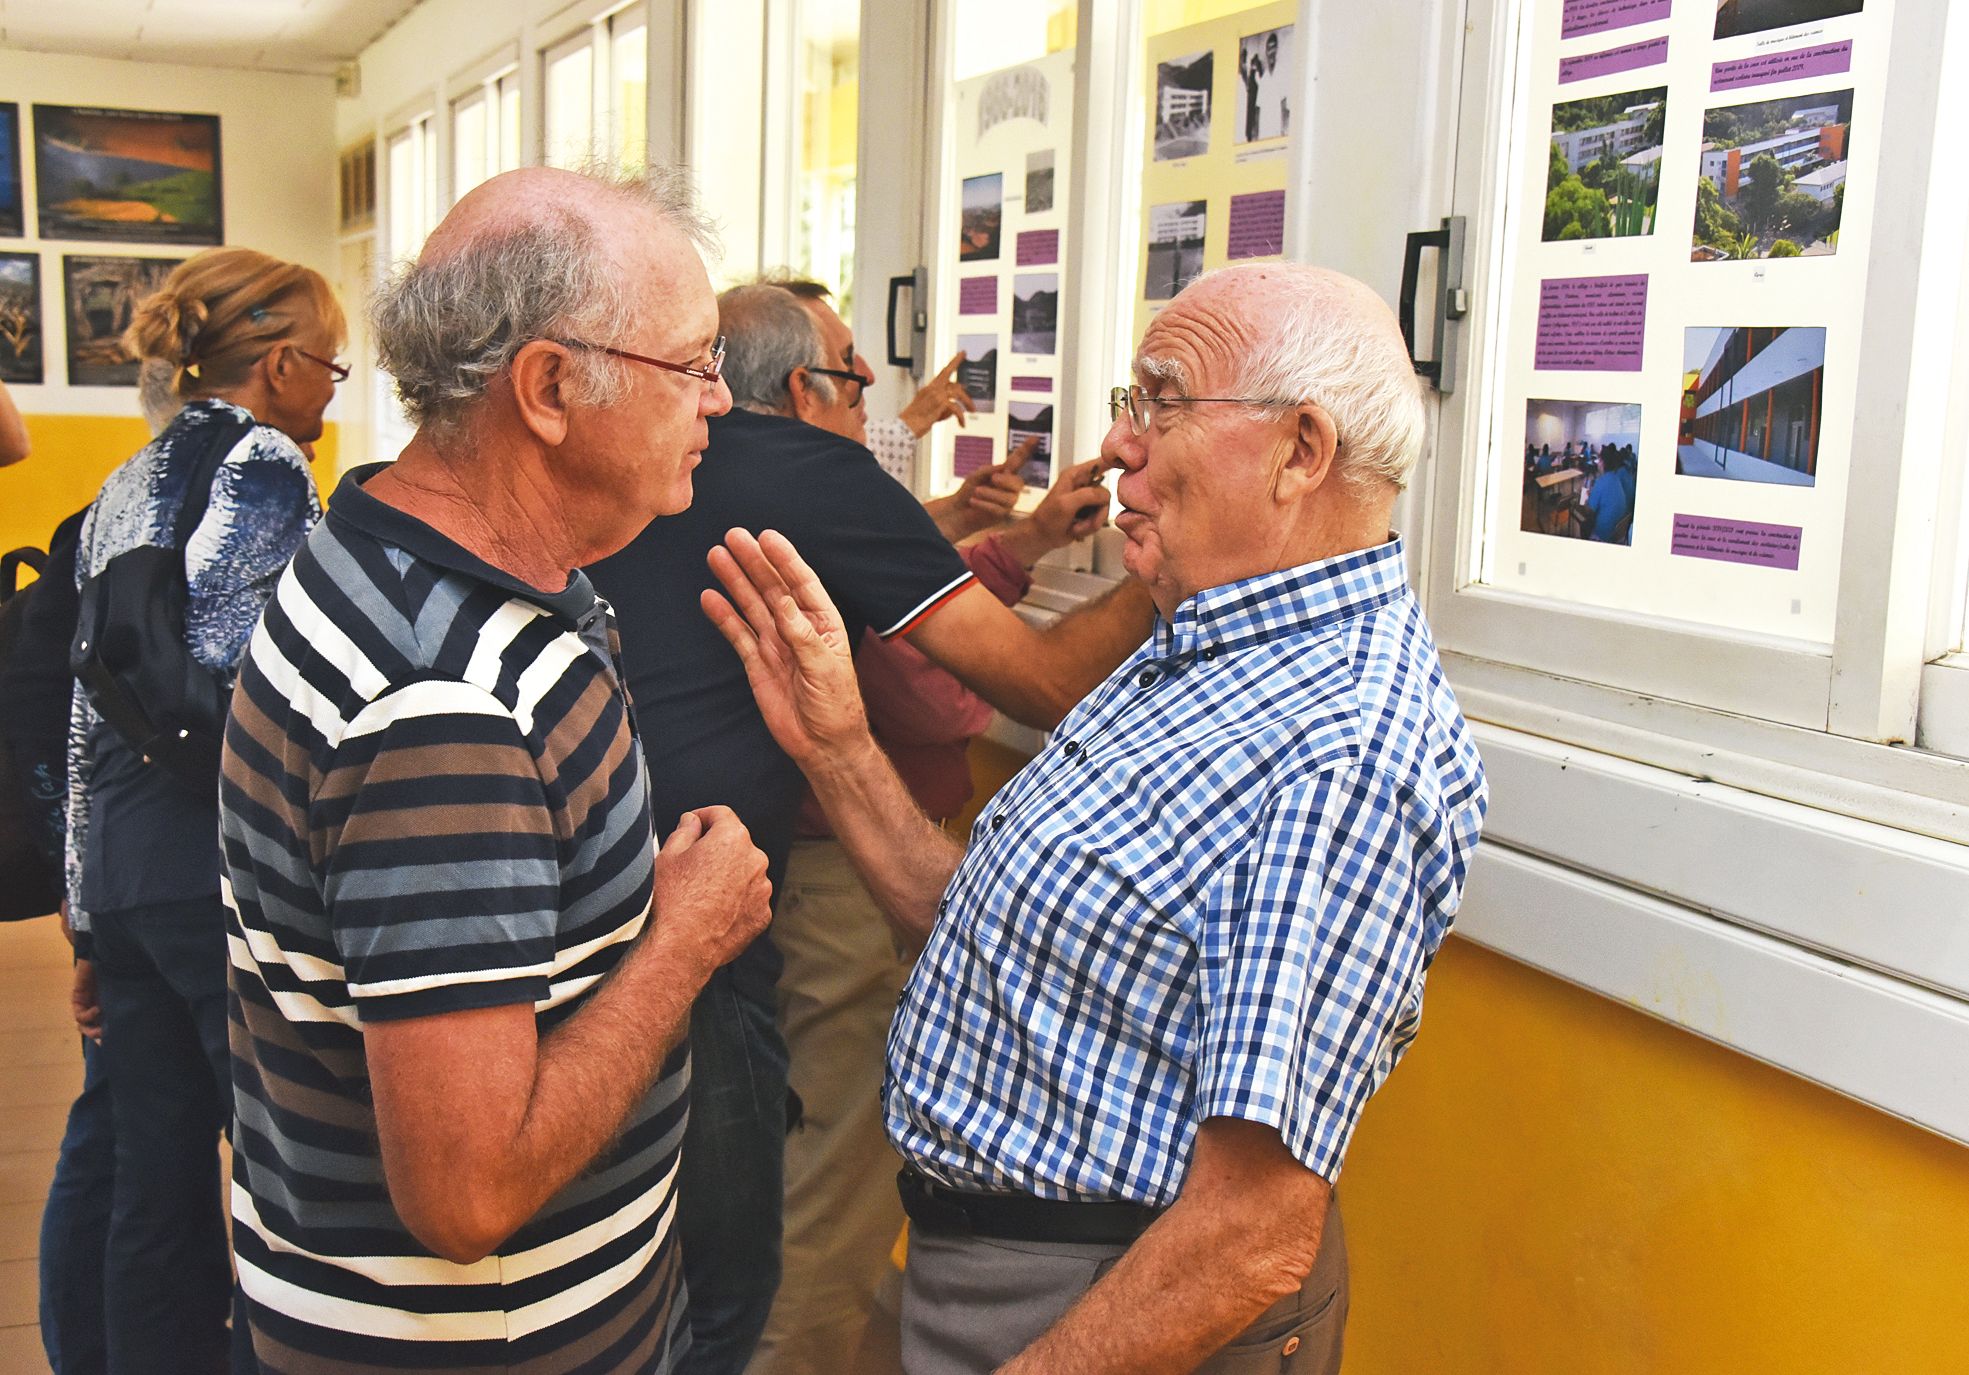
1010, 375, 1052, 393
1560, 35, 1669, 83
958, 276, 998, 314
1670, 514, 1803, 570
1711, 40, 1851, 92
953, 435, 995, 477
1016, 229, 1060, 266
1561, 0, 1672, 40
1535, 274, 1648, 372
1226, 190, 1287, 260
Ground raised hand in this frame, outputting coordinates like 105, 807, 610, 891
702, 528, 870, 771
1030, 458, 1111, 547
899, 352, 979, 436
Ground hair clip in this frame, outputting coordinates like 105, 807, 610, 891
184, 362, 202, 379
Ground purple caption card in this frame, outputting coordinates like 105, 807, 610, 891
1670, 514, 1803, 570
953, 435, 995, 477
1711, 40, 1851, 92
1016, 230, 1060, 267
1010, 375, 1052, 393
1534, 275, 1648, 372
1226, 190, 1287, 260
1561, 0, 1672, 40
1560, 35, 1669, 83
958, 276, 998, 314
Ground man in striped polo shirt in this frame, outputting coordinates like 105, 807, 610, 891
218, 167, 772, 1372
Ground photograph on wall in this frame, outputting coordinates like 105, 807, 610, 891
0, 105, 22, 238
1153, 51, 1213, 161
955, 333, 999, 414
1011, 273, 1059, 355
959, 173, 1003, 262
64, 254, 182, 386
1714, 0, 1862, 41
0, 253, 43, 384
1025, 150, 1055, 215
1678, 326, 1825, 485
1544, 87, 1666, 242
1144, 200, 1207, 300
34, 106, 222, 246
1690, 89, 1852, 261
1233, 26, 1294, 144
1006, 401, 1054, 485
1520, 399, 1641, 544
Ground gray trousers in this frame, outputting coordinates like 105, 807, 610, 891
899, 1195, 1347, 1374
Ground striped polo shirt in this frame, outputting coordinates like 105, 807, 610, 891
218, 466, 688, 1373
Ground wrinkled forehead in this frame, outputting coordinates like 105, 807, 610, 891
1133, 297, 1246, 392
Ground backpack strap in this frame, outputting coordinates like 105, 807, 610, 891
171, 411, 262, 555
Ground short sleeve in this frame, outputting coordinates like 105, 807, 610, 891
185, 429, 320, 677
1194, 765, 1432, 1181
769, 438, 973, 640
866, 417, 918, 485
314, 680, 560, 1022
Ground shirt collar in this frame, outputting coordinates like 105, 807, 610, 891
326, 463, 598, 628
1149, 536, 1411, 661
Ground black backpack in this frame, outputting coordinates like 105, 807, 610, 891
0, 509, 87, 921
69, 412, 254, 800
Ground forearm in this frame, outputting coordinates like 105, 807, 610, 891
999, 1190, 1326, 1374
0, 384, 27, 465
987, 579, 1155, 729
804, 735, 964, 945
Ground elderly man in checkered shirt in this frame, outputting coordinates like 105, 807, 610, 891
704, 262, 1487, 1375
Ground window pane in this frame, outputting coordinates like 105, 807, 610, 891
386, 127, 420, 261
452, 94, 488, 201
544, 37, 596, 169
953, 0, 1073, 81
498, 74, 523, 174
612, 16, 649, 170
792, 0, 859, 306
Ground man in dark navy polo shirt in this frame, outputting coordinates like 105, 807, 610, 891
586, 281, 1153, 1375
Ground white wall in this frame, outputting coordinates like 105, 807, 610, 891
0, 49, 336, 418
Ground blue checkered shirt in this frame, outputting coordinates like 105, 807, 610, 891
883, 537, 1486, 1203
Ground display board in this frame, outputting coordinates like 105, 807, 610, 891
1481, 0, 1889, 642
935, 51, 1075, 493
1134, 0, 1296, 343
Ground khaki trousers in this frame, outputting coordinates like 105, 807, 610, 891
746, 839, 912, 1375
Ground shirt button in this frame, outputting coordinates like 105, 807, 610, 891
1062, 740, 1079, 755
1201, 646, 1218, 661
992, 813, 1006, 830
1282, 1336, 1301, 1356
938, 898, 949, 915
1137, 669, 1157, 688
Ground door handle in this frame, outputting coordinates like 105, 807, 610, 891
886, 267, 928, 372
1398, 216, 1468, 395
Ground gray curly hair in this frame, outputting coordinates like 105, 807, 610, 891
371, 165, 716, 438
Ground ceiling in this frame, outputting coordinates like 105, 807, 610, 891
0, 0, 427, 76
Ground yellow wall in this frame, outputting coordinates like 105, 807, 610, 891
1341, 939, 1969, 1373
0, 415, 341, 560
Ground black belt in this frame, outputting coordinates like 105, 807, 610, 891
897, 1166, 1165, 1246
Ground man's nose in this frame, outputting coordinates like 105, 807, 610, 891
1100, 419, 1145, 470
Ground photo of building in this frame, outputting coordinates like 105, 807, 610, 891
1544, 88, 1665, 241
1678, 325, 1826, 485
1691, 90, 1852, 260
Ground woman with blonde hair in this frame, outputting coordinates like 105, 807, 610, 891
54, 246, 343, 1375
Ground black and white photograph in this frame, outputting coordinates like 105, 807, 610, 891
1006, 401, 1054, 485
0, 252, 42, 384
1690, 89, 1852, 261
1144, 200, 1207, 301
1011, 273, 1058, 355
1153, 50, 1213, 161
1520, 400, 1642, 544
1234, 26, 1293, 144
960, 173, 1002, 262
64, 254, 181, 386
955, 332, 998, 414
1025, 149, 1055, 215
1678, 326, 1825, 485
1714, 0, 1862, 40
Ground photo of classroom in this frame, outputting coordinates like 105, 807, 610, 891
1521, 399, 1642, 545
1679, 325, 1825, 485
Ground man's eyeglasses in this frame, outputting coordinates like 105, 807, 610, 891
806, 366, 872, 405
1108, 383, 1302, 436
558, 336, 727, 385
294, 349, 350, 384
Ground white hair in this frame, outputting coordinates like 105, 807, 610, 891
1185, 264, 1428, 490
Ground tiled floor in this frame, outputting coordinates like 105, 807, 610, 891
0, 917, 79, 1375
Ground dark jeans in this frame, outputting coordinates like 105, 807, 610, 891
90, 896, 248, 1375
40, 1034, 113, 1375
677, 944, 790, 1375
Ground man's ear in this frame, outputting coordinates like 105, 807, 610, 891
509, 339, 575, 446
1272, 402, 1338, 504
786, 367, 824, 425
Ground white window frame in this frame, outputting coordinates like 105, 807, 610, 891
539, 0, 651, 170
447, 44, 524, 204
